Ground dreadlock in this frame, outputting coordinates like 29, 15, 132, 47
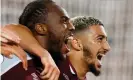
19, 0, 53, 30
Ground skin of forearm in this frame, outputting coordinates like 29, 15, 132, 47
5, 24, 49, 58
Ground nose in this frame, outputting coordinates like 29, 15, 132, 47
67, 22, 75, 31
103, 41, 111, 53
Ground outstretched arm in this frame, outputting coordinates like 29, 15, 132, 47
4, 24, 60, 80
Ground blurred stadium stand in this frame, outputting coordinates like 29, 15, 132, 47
1, 0, 133, 80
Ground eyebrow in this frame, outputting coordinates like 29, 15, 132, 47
61, 16, 69, 21
97, 35, 107, 40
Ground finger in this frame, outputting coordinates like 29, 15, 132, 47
54, 74, 60, 80
1, 44, 27, 70
11, 45, 28, 70
41, 66, 54, 79
53, 71, 60, 80
1, 29, 20, 43
13, 46, 28, 70
48, 68, 57, 80
36, 67, 43, 73
1, 37, 8, 43
51, 68, 60, 80
1, 46, 13, 58
2, 27, 20, 40
1, 42, 7, 46
1, 50, 12, 58
40, 64, 49, 76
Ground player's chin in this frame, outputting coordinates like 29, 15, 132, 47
89, 62, 101, 76
95, 64, 101, 76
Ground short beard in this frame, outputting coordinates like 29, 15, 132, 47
89, 63, 101, 76
83, 47, 101, 76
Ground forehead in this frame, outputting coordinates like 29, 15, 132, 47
88, 25, 107, 37
46, 3, 69, 20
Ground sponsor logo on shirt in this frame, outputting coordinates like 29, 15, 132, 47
63, 73, 70, 80
26, 72, 39, 80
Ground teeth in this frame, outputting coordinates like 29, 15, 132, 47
97, 53, 106, 66
67, 36, 73, 40
65, 36, 73, 44
98, 60, 102, 65
101, 54, 105, 56
97, 53, 105, 57
98, 60, 102, 64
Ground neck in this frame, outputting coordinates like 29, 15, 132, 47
68, 50, 89, 79
34, 34, 49, 49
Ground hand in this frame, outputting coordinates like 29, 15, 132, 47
40, 53, 60, 80
2, 24, 60, 79
0, 27, 28, 70
1, 27, 20, 43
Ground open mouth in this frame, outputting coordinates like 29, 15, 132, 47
64, 36, 73, 44
96, 53, 105, 68
61, 33, 74, 54
64, 32, 73, 44
97, 53, 104, 60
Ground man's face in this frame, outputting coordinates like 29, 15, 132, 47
80, 25, 110, 76
46, 3, 75, 52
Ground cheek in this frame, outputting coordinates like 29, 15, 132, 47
89, 42, 101, 55
83, 54, 96, 65
83, 49, 95, 64
86, 45, 98, 57
56, 25, 66, 35
50, 28, 61, 38
49, 23, 65, 33
83, 44, 100, 63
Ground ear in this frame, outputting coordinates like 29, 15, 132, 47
35, 23, 48, 35
71, 39, 83, 51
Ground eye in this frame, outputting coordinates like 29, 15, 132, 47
61, 16, 69, 24
62, 18, 67, 24
98, 37, 103, 40
97, 37, 103, 42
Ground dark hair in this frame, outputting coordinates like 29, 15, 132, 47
19, 0, 53, 30
71, 16, 104, 32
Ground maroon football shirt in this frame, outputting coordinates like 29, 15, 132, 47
57, 56, 86, 80
1, 59, 41, 80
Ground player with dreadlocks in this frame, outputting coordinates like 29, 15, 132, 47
1, 0, 75, 80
